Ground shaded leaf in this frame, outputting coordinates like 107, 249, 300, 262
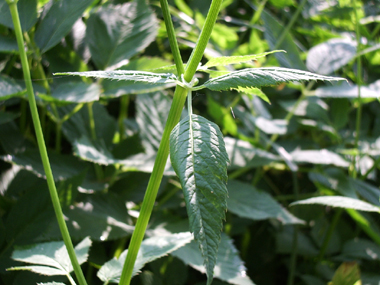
97, 232, 193, 283
0, 0, 37, 31
34, 0, 94, 52
340, 239, 380, 261
314, 80, 380, 98
170, 114, 229, 284
227, 180, 304, 225
203, 67, 345, 91
0, 35, 19, 53
0, 75, 24, 101
41, 82, 100, 103
203, 50, 285, 68
86, 0, 158, 69
307, 38, 357, 75
0, 111, 19, 125
171, 234, 255, 285
9, 237, 91, 276
231, 86, 270, 104
290, 196, 380, 212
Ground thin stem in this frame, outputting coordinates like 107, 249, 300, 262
159, 0, 185, 75
6, 2, 87, 285
352, 0, 362, 179
119, 0, 223, 283
118, 96, 130, 141
316, 209, 343, 262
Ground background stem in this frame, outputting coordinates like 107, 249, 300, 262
6, 1, 87, 285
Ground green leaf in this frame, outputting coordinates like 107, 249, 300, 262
227, 180, 304, 225
40, 82, 100, 103
290, 196, 380, 212
85, 0, 158, 69
170, 114, 229, 284
34, 0, 94, 52
202, 67, 345, 91
56, 70, 177, 86
0, 0, 37, 31
314, 80, 380, 98
38, 283, 66, 285
9, 237, 91, 276
290, 149, 350, 167
329, 262, 361, 285
340, 238, 380, 261
97, 232, 193, 283
231, 86, 270, 104
171, 234, 255, 285
0, 75, 24, 101
0, 111, 19, 125
307, 38, 357, 75
204, 50, 285, 68
0, 35, 19, 53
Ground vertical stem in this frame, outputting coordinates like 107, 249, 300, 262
187, 90, 193, 116
6, 1, 88, 285
119, 0, 223, 283
118, 96, 130, 142
352, 0, 362, 179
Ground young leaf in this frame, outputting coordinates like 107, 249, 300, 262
170, 114, 229, 284
204, 50, 285, 68
97, 232, 193, 283
202, 67, 346, 91
54, 70, 177, 85
290, 196, 380, 213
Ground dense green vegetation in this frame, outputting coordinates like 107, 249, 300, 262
0, 0, 380, 284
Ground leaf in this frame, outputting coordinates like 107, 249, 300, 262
307, 38, 357, 75
85, 0, 158, 70
231, 86, 271, 104
0, 75, 24, 101
224, 137, 279, 170
0, 111, 19, 125
34, 0, 94, 52
38, 283, 66, 285
329, 262, 361, 285
202, 67, 345, 91
97, 232, 193, 283
41, 82, 100, 103
340, 239, 380, 261
314, 80, 380, 98
227, 180, 304, 225
0, 35, 19, 53
290, 196, 380, 212
9, 237, 91, 276
290, 149, 350, 167
171, 234, 255, 285
0, 0, 37, 31
204, 50, 285, 68
170, 114, 229, 284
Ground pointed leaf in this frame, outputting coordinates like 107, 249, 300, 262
170, 114, 229, 284
86, 0, 158, 69
228, 180, 304, 225
97, 232, 193, 283
204, 50, 285, 68
290, 196, 380, 212
171, 234, 255, 285
34, 0, 94, 52
203, 67, 345, 91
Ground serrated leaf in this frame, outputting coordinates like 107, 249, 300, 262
171, 234, 255, 285
97, 232, 193, 283
9, 237, 91, 276
290, 196, 380, 212
170, 114, 229, 284
34, 0, 94, 52
85, 0, 158, 69
204, 50, 285, 68
231, 86, 270, 104
55, 70, 177, 86
202, 67, 346, 91
227, 180, 304, 225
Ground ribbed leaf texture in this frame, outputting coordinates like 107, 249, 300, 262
203, 67, 346, 91
54, 70, 177, 84
170, 114, 229, 285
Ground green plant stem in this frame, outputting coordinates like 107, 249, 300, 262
346, 209, 380, 245
316, 209, 343, 262
118, 96, 130, 141
274, 0, 307, 50
352, 0, 362, 179
159, 0, 184, 75
119, 0, 223, 283
6, 1, 87, 285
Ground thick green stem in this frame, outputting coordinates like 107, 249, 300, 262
6, 1, 87, 285
119, 0, 223, 283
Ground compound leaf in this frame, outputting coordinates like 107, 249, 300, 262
203, 67, 346, 91
170, 114, 229, 285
